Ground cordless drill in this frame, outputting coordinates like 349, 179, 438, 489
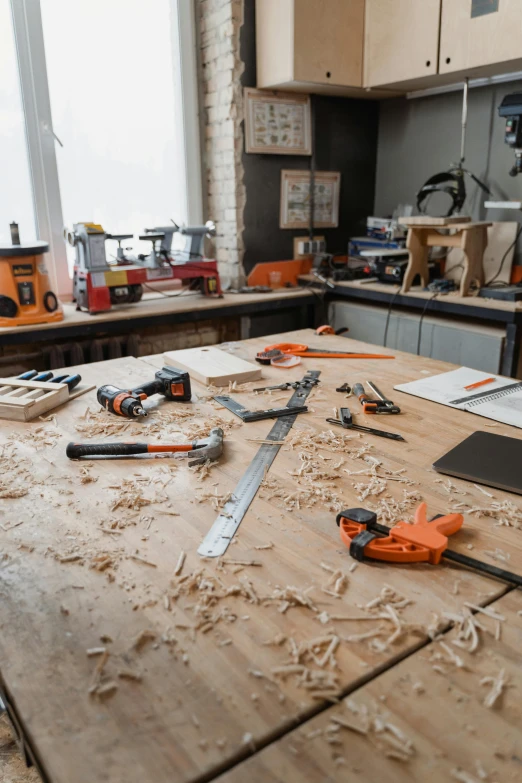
97, 366, 191, 418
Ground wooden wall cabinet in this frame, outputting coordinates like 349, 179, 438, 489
439, 0, 522, 77
256, 0, 367, 96
364, 0, 441, 89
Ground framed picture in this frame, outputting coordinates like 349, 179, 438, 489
244, 88, 311, 155
280, 170, 341, 229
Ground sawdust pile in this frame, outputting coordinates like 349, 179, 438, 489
0, 443, 31, 498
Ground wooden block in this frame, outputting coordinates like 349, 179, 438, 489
399, 215, 472, 226
163, 347, 262, 386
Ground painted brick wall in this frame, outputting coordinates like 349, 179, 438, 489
197, 0, 246, 287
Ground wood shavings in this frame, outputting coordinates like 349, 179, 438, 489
369, 490, 422, 525
0, 483, 28, 499
118, 669, 142, 682
129, 554, 157, 568
174, 550, 186, 576
86, 647, 107, 657
182, 415, 240, 440
463, 603, 505, 622
254, 542, 273, 550
76, 407, 135, 438
94, 681, 118, 701
190, 459, 218, 480
262, 633, 287, 646
196, 489, 233, 511
451, 769, 481, 783
483, 547, 510, 563
335, 700, 415, 761
133, 629, 157, 652
453, 498, 522, 529
9, 424, 60, 450
110, 478, 160, 512
222, 559, 262, 567
59, 554, 83, 564
435, 478, 467, 495
263, 585, 317, 614
480, 668, 508, 708
473, 484, 494, 498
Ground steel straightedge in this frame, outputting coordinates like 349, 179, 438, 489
198, 370, 320, 557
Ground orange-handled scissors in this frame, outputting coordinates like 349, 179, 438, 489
262, 343, 395, 359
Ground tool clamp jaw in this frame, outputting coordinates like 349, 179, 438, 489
336, 502, 464, 565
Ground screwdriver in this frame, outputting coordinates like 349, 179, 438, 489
326, 408, 405, 441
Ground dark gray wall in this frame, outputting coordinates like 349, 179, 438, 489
240, 0, 379, 273
375, 81, 522, 264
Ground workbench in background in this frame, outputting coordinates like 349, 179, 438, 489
0, 288, 318, 372
0, 329, 521, 783
300, 276, 522, 378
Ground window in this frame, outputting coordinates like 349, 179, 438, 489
40, 0, 186, 268
5, 0, 201, 297
0, 0, 36, 244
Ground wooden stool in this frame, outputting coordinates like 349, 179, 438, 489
401, 221, 491, 297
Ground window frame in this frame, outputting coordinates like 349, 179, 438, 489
9, 0, 203, 300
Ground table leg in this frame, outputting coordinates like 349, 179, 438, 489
402, 229, 429, 292
502, 323, 522, 378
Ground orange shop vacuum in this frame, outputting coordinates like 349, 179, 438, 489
0, 222, 63, 327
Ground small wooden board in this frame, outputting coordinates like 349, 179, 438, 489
163, 346, 262, 386
0, 379, 95, 422
399, 215, 472, 226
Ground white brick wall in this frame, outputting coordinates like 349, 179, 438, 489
197, 0, 246, 288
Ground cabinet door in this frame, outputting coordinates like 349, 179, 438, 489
293, 0, 365, 87
364, 0, 441, 88
440, 0, 522, 74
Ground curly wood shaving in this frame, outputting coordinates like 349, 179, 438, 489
481, 668, 508, 708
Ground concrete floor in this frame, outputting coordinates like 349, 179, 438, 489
0, 714, 40, 783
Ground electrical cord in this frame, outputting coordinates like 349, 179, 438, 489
416, 294, 438, 356
142, 279, 201, 298
383, 288, 401, 348
486, 224, 522, 286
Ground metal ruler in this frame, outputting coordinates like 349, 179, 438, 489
198, 370, 320, 557
450, 381, 522, 407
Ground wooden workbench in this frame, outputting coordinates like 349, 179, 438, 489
1, 329, 521, 783
0, 288, 316, 347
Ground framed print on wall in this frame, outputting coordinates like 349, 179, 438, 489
244, 88, 312, 155
280, 170, 341, 229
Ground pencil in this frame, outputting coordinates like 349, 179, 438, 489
464, 377, 496, 391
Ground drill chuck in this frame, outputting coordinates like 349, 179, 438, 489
97, 385, 147, 418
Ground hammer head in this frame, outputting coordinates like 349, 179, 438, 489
189, 427, 224, 466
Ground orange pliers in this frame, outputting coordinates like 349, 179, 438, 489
335, 502, 522, 587
259, 343, 395, 360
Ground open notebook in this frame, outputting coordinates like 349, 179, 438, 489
394, 367, 522, 429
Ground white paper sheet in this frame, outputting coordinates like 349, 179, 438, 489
394, 367, 522, 429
